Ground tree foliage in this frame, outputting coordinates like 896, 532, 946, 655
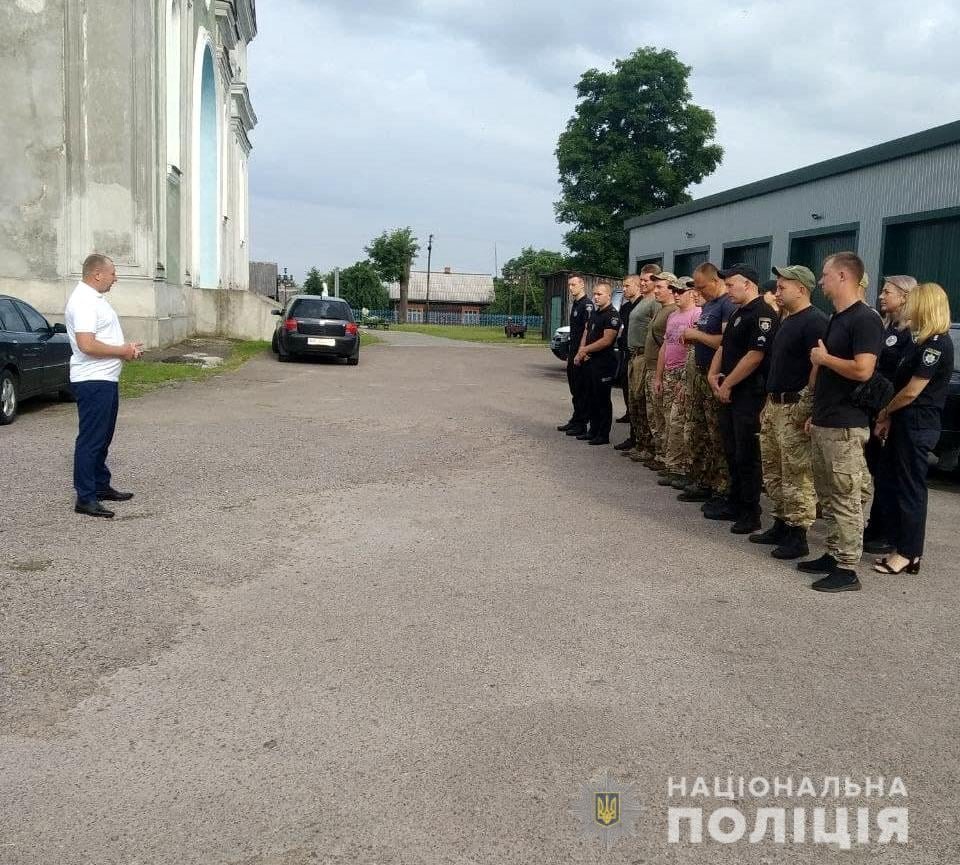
365, 227, 420, 322
335, 261, 390, 310
302, 266, 325, 295
488, 247, 571, 315
555, 48, 723, 276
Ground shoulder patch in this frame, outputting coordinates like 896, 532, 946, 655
885, 334, 898, 347
609, 316, 620, 329
922, 348, 941, 367
759, 317, 773, 333
733, 316, 741, 328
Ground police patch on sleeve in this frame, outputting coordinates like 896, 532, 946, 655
610, 317, 620, 329
922, 348, 941, 367
759, 317, 772, 333
885, 334, 899, 347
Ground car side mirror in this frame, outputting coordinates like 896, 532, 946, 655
52, 322, 67, 334
271, 308, 282, 315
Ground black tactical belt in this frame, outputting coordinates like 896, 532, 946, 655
769, 391, 802, 404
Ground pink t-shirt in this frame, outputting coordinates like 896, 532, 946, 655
664, 306, 702, 370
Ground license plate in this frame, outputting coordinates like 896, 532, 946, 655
307, 337, 336, 346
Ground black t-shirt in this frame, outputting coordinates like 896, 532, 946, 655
878, 321, 911, 382
719, 296, 778, 389
568, 295, 594, 355
586, 304, 621, 366
812, 301, 884, 428
766, 305, 829, 394
893, 331, 955, 413
617, 298, 636, 350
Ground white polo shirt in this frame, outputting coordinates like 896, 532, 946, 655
65, 280, 125, 383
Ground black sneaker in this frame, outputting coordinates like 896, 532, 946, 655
704, 501, 738, 521
575, 432, 594, 441
565, 426, 587, 437
701, 494, 725, 512
811, 568, 861, 592
797, 553, 838, 574
670, 475, 690, 490
557, 421, 576, 431
771, 526, 809, 560
678, 485, 711, 502
730, 513, 762, 534
749, 518, 788, 545
613, 438, 635, 451
588, 437, 610, 446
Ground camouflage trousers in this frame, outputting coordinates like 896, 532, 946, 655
663, 366, 691, 473
644, 366, 666, 460
810, 425, 871, 565
759, 398, 817, 528
684, 360, 729, 494
627, 353, 654, 456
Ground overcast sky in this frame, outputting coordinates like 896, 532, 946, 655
247, 0, 960, 280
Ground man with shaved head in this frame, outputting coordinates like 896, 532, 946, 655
65, 253, 144, 518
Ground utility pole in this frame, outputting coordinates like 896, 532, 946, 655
334, 267, 340, 298
424, 234, 433, 324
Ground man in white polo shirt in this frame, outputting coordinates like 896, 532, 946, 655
65, 254, 144, 518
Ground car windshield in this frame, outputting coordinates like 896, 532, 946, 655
291, 299, 353, 321
950, 327, 960, 373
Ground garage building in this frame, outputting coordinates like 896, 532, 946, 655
624, 120, 960, 316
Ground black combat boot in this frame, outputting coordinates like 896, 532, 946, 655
771, 525, 810, 560
748, 518, 788, 545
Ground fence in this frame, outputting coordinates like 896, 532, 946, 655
358, 309, 543, 328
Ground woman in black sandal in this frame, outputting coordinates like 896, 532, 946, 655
872, 283, 954, 575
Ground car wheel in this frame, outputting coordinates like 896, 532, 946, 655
0, 370, 18, 425
271, 332, 279, 354
347, 355, 359, 366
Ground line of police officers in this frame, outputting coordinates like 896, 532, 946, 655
557, 253, 954, 592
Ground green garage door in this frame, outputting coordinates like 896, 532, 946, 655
790, 229, 858, 313
883, 215, 960, 320
722, 242, 771, 278
635, 255, 663, 274
673, 248, 709, 278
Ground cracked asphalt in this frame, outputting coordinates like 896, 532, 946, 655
2, 331, 959, 864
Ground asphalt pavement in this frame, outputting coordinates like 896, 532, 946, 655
2, 336, 959, 864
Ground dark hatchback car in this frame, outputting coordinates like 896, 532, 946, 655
1, 294, 72, 425
271, 295, 360, 365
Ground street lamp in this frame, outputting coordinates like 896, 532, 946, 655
425, 233, 434, 325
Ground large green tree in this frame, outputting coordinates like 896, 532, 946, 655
334, 261, 390, 310
302, 266, 325, 295
488, 247, 571, 315
365, 228, 420, 323
555, 48, 723, 276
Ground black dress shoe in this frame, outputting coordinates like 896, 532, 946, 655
588, 437, 609, 446
96, 487, 134, 502
575, 432, 594, 440
75, 499, 115, 518
566, 426, 587, 437
557, 421, 578, 431
613, 438, 635, 451
730, 514, 762, 534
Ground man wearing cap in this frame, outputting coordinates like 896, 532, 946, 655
799, 251, 883, 592
750, 266, 828, 559
678, 262, 737, 505
707, 264, 779, 533
624, 266, 661, 462
557, 275, 594, 438
574, 281, 620, 446
642, 273, 678, 470
655, 275, 701, 488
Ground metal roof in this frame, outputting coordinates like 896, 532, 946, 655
624, 119, 960, 230
388, 271, 494, 304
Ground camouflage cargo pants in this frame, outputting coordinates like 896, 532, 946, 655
810, 424, 871, 565
759, 398, 817, 528
684, 360, 729, 494
644, 366, 666, 460
628, 354, 653, 456
663, 366, 691, 473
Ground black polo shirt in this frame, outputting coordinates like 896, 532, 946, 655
719, 296, 778, 389
878, 321, 911, 382
894, 331, 955, 412
812, 301, 884, 428
766, 305, 829, 394
586, 303, 621, 367
617, 297, 636, 351
568, 294, 594, 356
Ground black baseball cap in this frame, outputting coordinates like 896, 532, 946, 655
717, 263, 761, 286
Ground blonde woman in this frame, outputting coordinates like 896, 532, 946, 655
872, 283, 955, 574
864, 274, 919, 554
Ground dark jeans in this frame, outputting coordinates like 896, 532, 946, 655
717, 391, 764, 516
588, 358, 617, 441
566, 358, 592, 427
864, 423, 890, 538
73, 380, 120, 502
877, 409, 940, 559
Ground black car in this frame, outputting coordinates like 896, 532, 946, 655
0, 295, 72, 425
933, 323, 960, 471
271, 295, 360, 365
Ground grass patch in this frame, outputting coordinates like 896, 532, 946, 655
393, 324, 545, 344
120, 339, 270, 398
360, 331, 384, 346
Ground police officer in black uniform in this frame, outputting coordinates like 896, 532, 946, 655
706, 264, 779, 533
872, 282, 955, 575
574, 281, 621, 446
558, 274, 595, 437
